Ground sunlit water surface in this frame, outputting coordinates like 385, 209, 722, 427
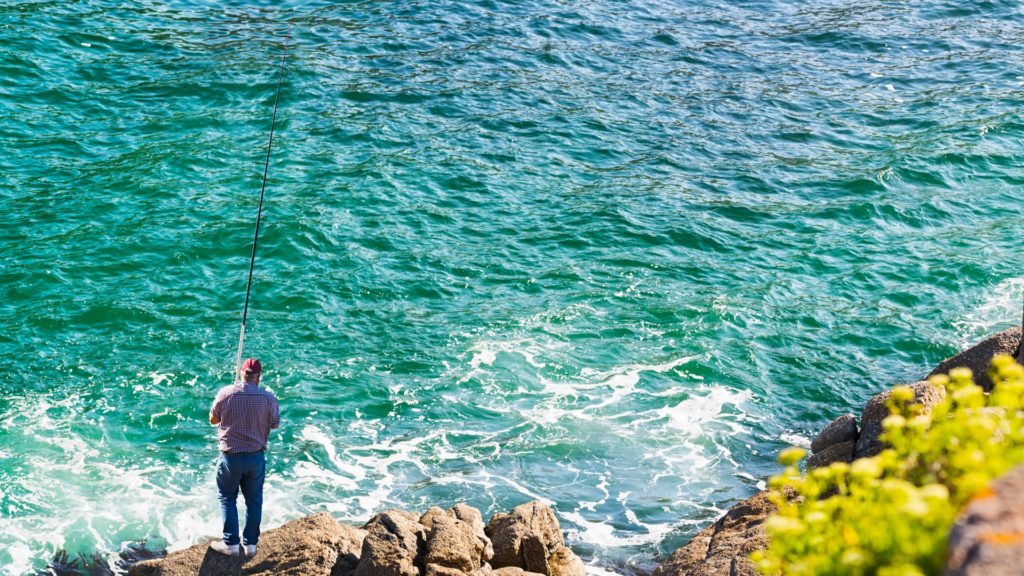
2, 1, 1024, 573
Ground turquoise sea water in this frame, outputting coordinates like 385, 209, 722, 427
3, 1, 1024, 573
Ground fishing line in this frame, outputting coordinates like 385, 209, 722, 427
235, 24, 291, 380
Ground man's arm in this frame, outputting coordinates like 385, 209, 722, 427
210, 391, 224, 425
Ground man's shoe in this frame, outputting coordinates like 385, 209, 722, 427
209, 541, 240, 556
244, 544, 257, 556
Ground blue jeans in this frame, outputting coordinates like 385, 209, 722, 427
216, 451, 266, 546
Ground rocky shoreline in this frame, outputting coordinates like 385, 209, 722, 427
653, 326, 1024, 576
127, 501, 585, 576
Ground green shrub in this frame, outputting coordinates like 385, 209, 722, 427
753, 355, 1024, 576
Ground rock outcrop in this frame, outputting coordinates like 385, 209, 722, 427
809, 414, 857, 454
946, 464, 1024, 576
486, 501, 585, 576
807, 414, 858, 469
128, 501, 581, 576
128, 512, 365, 576
806, 440, 855, 469
855, 379, 945, 458
424, 514, 485, 576
356, 510, 426, 576
928, 326, 1020, 391
652, 490, 783, 576
655, 327, 1023, 576
653, 384, 917, 576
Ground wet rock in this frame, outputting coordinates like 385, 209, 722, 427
855, 380, 945, 458
806, 440, 855, 469
420, 507, 449, 531
116, 541, 167, 574
356, 510, 426, 576
928, 326, 1021, 391
545, 547, 585, 576
486, 501, 583, 576
451, 503, 494, 564
810, 414, 857, 454
946, 464, 1024, 575
41, 550, 114, 576
451, 504, 486, 539
128, 513, 365, 576
332, 520, 367, 576
425, 514, 486, 575
487, 502, 562, 573
653, 490, 784, 576
652, 525, 714, 576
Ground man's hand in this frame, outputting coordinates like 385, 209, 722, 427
209, 413, 221, 425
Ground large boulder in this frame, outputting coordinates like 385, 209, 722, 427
451, 503, 495, 564
806, 440, 855, 469
946, 464, 1024, 575
653, 524, 715, 576
128, 513, 365, 576
425, 514, 486, 575
855, 380, 945, 458
810, 414, 857, 455
485, 501, 583, 576
355, 510, 426, 576
928, 326, 1021, 391
653, 490, 781, 576
420, 507, 449, 531
545, 547, 585, 576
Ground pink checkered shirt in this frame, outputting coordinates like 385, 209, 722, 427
211, 383, 280, 454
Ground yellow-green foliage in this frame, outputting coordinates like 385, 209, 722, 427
753, 355, 1024, 576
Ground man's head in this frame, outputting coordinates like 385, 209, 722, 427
240, 357, 262, 384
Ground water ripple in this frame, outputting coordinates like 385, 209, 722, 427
3, 0, 1024, 573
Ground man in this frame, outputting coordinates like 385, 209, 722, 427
209, 357, 280, 556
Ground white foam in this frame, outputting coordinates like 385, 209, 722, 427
656, 386, 752, 436
953, 277, 1024, 347
430, 470, 553, 507
470, 347, 497, 368
585, 564, 627, 576
581, 355, 700, 411
3, 540, 33, 575
459, 337, 556, 387
0, 390, 313, 568
561, 509, 675, 548
515, 355, 704, 427
457, 337, 759, 556
579, 475, 610, 512
466, 338, 550, 372
299, 425, 365, 486
146, 372, 175, 387
779, 433, 810, 449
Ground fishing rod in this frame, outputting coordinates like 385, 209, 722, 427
235, 25, 291, 381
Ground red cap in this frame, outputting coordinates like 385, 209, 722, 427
241, 358, 262, 374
